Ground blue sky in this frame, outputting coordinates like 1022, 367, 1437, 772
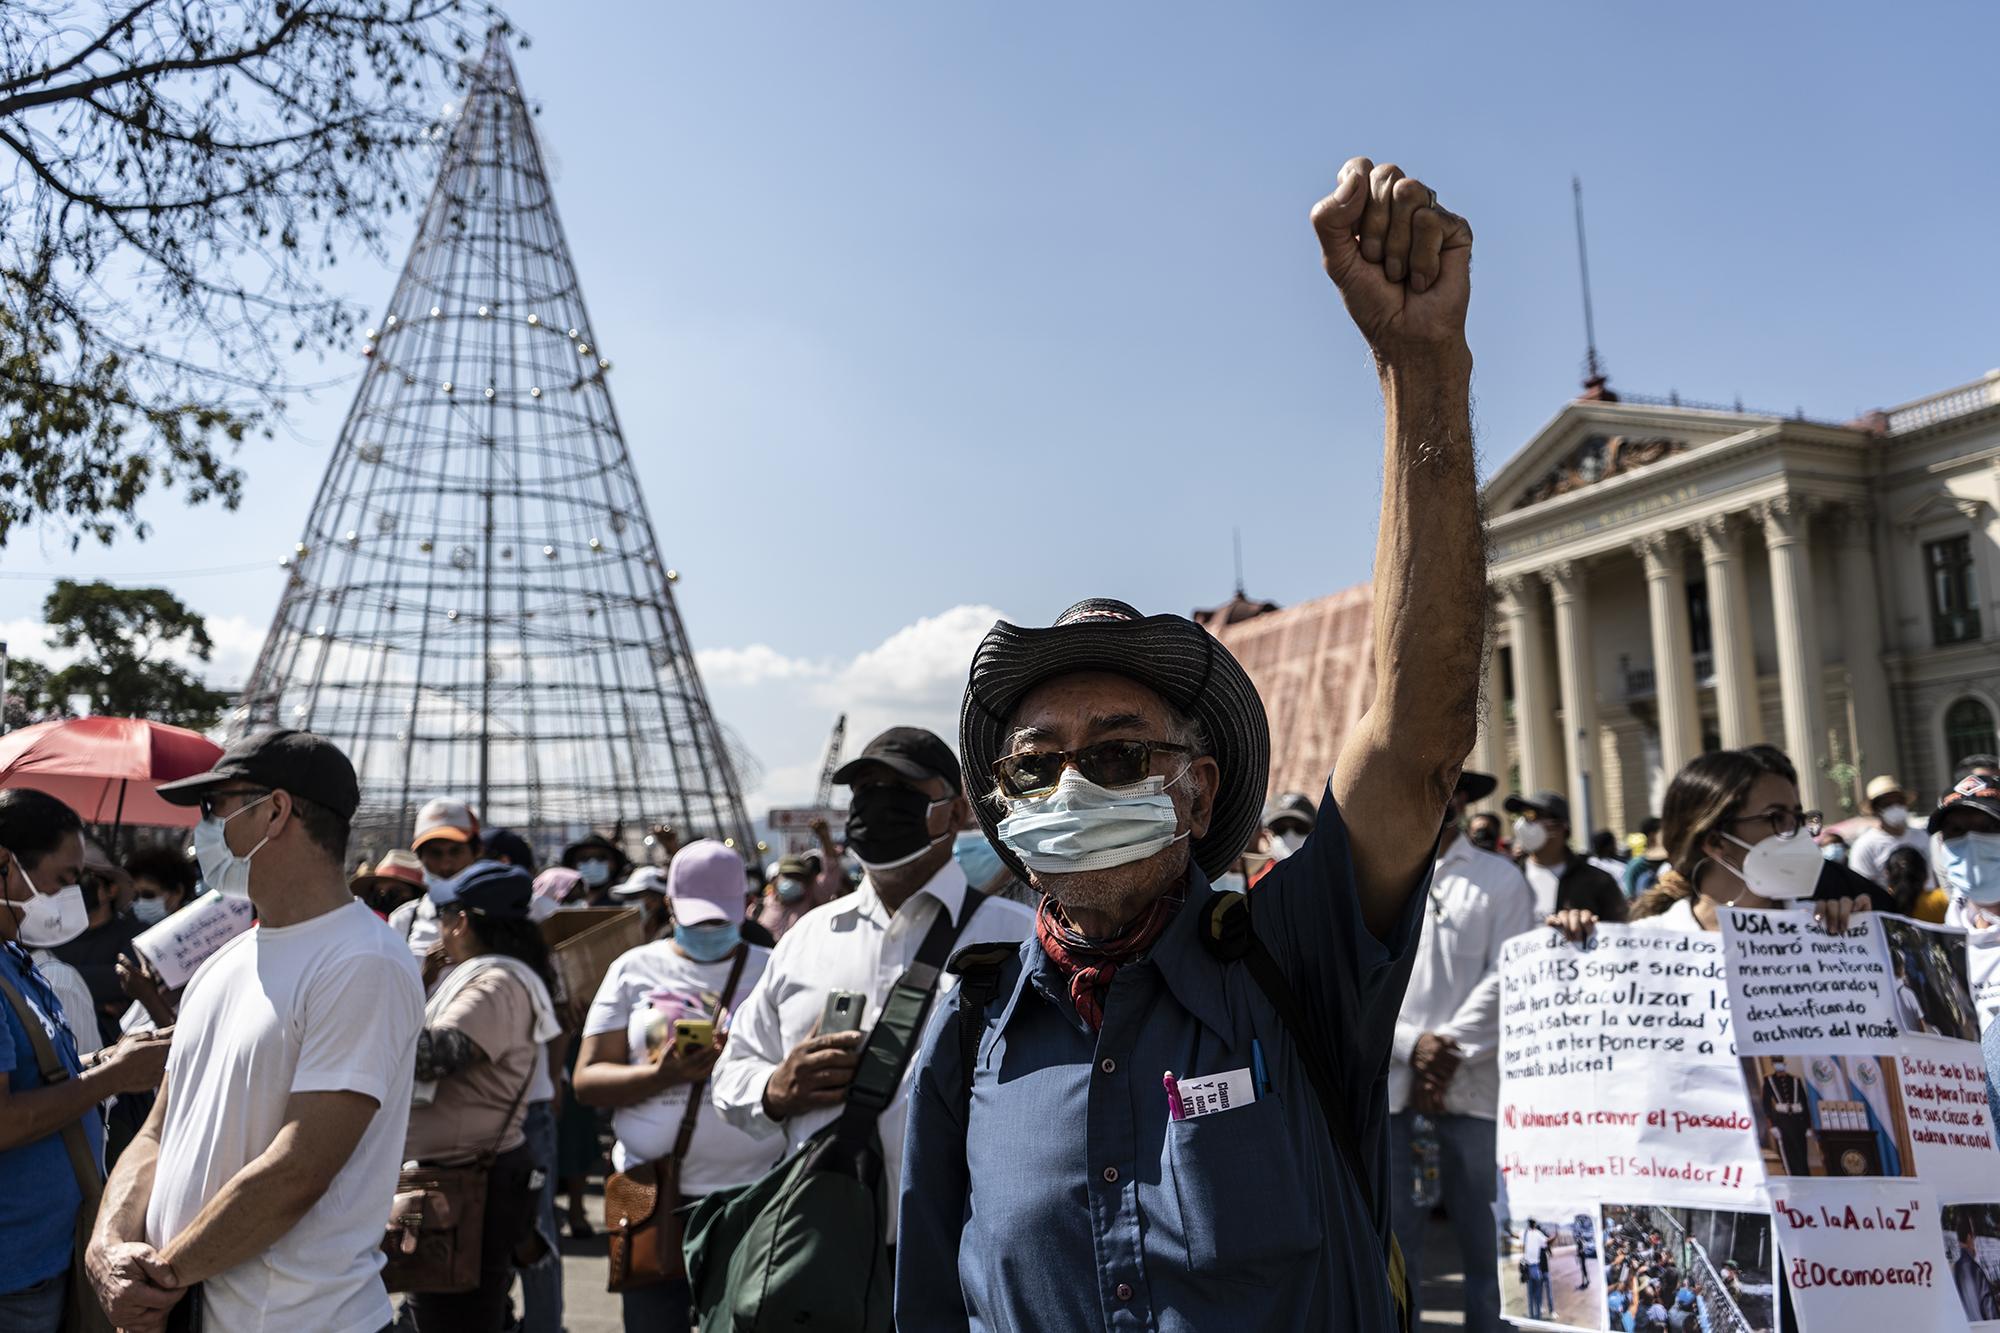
5, 0, 1997, 812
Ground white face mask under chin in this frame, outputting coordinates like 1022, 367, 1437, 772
997, 766, 1191, 875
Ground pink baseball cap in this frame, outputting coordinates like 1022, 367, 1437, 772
666, 839, 747, 926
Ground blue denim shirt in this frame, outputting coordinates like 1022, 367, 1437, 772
896, 788, 1424, 1331
0, 941, 100, 1296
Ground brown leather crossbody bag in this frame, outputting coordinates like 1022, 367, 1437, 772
605, 945, 748, 1292
381, 1029, 539, 1294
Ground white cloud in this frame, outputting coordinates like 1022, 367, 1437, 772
0, 613, 268, 689
695, 643, 829, 688
709, 603, 1007, 816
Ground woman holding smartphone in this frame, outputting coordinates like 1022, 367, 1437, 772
575, 840, 780, 1333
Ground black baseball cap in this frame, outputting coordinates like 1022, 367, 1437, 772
158, 729, 361, 822
832, 726, 963, 794
1504, 789, 1571, 823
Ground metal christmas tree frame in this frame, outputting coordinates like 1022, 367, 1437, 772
233, 34, 755, 855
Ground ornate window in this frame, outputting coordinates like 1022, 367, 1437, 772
1945, 697, 1998, 771
1926, 535, 1981, 645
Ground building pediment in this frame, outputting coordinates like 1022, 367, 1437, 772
1895, 490, 1991, 530
1483, 399, 1781, 515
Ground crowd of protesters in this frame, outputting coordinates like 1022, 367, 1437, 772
5, 156, 2000, 1333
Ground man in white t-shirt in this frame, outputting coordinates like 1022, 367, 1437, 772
1849, 775, 1930, 888
85, 730, 425, 1333
710, 727, 1034, 1242
575, 839, 786, 1329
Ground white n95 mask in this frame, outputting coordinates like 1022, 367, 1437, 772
6, 864, 90, 948
997, 767, 1189, 874
1719, 830, 1822, 901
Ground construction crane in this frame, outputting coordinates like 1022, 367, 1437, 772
788, 714, 848, 854
814, 714, 847, 808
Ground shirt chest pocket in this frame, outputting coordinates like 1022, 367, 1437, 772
1163, 1095, 1322, 1281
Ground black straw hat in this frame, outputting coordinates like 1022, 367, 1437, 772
960, 598, 1271, 882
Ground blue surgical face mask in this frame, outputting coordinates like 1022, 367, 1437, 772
674, 921, 741, 962
1821, 843, 1848, 864
775, 876, 808, 904
953, 830, 1006, 890
1937, 831, 2000, 904
996, 766, 1190, 874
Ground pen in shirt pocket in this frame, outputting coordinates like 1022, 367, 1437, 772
1162, 1071, 1185, 1121
1251, 1039, 1269, 1097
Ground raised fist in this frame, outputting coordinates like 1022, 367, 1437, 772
1311, 157, 1472, 367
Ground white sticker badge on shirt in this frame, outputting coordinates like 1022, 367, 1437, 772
1176, 1067, 1257, 1118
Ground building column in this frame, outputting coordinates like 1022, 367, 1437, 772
1832, 504, 1898, 796
1544, 561, 1600, 835
1695, 515, 1760, 749
1470, 605, 1509, 806
1635, 532, 1702, 779
1760, 495, 1835, 811
1495, 575, 1561, 797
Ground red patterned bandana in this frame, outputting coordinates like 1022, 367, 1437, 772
1034, 888, 1184, 1031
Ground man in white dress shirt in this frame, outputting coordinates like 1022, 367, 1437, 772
1387, 769, 1537, 1333
709, 726, 1034, 1245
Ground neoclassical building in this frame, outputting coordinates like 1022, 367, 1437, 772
1467, 371, 2000, 834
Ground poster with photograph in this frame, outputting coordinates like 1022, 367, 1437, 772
1600, 1202, 1778, 1333
1720, 909, 2000, 1195
1739, 1054, 1915, 1179
1496, 924, 1765, 1330
1497, 1208, 1603, 1331
1941, 1201, 2000, 1330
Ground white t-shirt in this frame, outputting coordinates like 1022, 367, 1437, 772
147, 899, 424, 1333
1524, 859, 1562, 918
1849, 825, 1930, 888
1522, 1225, 1550, 1265
31, 949, 102, 1061
1647, 897, 1703, 933
583, 941, 782, 1196
388, 893, 441, 959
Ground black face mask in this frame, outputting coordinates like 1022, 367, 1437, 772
846, 785, 945, 869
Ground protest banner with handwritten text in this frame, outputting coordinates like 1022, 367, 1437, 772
1499, 924, 1764, 1213
1767, 1179, 1962, 1326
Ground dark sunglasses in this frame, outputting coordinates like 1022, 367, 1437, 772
993, 740, 1190, 799
196, 788, 270, 820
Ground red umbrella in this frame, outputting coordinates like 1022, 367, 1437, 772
0, 716, 224, 828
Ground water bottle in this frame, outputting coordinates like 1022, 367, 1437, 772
1410, 1114, 1442, 1208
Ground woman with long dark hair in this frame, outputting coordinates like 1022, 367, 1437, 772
1549, 747, 1870, 939
396, 861, 563, 1332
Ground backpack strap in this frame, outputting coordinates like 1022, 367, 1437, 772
944, 942, 1017, 1104
1197, 889, 1412, 1333
838, 889, 986, 1139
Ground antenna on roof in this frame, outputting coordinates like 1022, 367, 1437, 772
1572, 176, 1616, 402
1232, 527, 1245, 598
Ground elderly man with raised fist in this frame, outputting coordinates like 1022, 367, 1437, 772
895, 157, 1483, 1332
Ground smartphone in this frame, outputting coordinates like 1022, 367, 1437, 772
820, 990, 867, 1035
670, 1018, 715, 1057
